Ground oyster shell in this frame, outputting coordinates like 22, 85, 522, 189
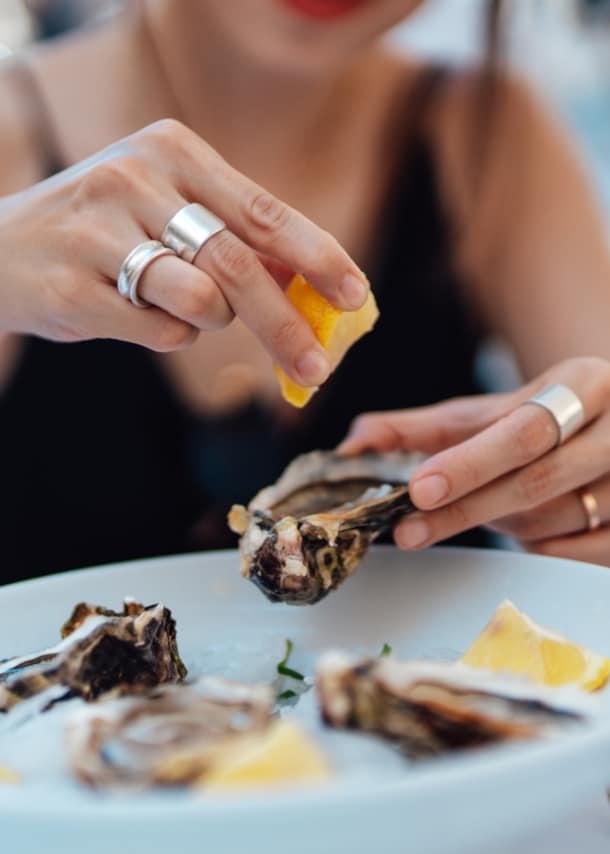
228, 450, 420, 605
0, 599, 186, 713
316, 653, 591, 757
67, 677, 273, 788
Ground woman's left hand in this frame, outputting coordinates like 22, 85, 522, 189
339, 357, 610, 565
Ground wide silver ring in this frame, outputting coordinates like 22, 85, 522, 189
161, 203, 225, 264
117, 240, 175, 308
525, 383, 585, 445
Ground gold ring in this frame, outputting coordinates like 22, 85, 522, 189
579, 489, 602, 532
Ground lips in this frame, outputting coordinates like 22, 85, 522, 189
280, 0, 369, 21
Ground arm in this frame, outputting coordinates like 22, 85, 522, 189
435, 71, 610, 373
341, 73, 610, 565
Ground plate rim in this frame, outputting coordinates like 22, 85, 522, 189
1, 546, 610, 822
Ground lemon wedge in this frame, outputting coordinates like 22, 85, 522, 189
201, 720, 332, 791
0, 766, 20, 784
274, 274, 379, 408
461, 599, 610, 692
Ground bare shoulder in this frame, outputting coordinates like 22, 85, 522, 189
2, 13, 150, 175
0, 58, 44, 193
26, 17, 146, 163
430, 66, 557, 213
428, 66, 579, 274
0, 20, 125, 193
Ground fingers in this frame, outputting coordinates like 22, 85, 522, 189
87, 181, 328, 380
137, 255, 233, 331
139, 119, 369, 311
257, 254, 296, 290
492, 474, 610, 543
491, 493, 590, 542
407, 358, 610, 511
9, 121, 368, 355
53, 277, 199, 352
526, 527, 610, 568
216, 175, 369, 310
84, 135, 342, 382
338, 394, 513, 456
407, 403, 560, 509
80, 201, 235, 336
395, 412, 610, 550
195, 230, 331, 385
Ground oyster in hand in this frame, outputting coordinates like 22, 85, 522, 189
229, 450, 420, 605
0, 599, 186, 713
317, 653, 591, 757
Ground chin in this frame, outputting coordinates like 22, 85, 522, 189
229, 36, 365, 80
197, 0, 423, 78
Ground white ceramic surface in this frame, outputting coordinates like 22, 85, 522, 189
1, 546, 610, 854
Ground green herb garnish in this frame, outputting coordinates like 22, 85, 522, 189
277, 639, 305, 681
380, 642, 392, 657
278, 689, 297, 700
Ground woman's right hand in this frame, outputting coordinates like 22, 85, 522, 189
0, 119, 368, 387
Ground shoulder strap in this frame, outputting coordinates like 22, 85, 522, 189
384, 64, 450, 159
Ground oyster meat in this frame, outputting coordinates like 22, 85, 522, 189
228, 450, 420, 605
317, 653, 591, 757
0, 599, 186, 713
67, 677, 273, 788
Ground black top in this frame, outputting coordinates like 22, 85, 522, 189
0, 67, 485, 585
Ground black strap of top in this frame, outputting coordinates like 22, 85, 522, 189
363, 63, 450, 284
383, 64, 450, 184
8, 60, 66, 177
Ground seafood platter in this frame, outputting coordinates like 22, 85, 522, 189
1, 450, 610, 854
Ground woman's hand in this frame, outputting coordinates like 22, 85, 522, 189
0, 119, 368, 387
340, 357, 610, 566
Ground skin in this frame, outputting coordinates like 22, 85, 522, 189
1, 0, 610, 561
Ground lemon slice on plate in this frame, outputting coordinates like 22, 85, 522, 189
274, 274, 379, 408
0, 766, 20, 784
201, 720, 332, 791
461, 599, 610, 691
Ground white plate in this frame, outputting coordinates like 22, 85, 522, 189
1, 546, 610, 854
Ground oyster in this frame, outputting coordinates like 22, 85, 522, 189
229, 450, 420, 605
317, 653, 590, 757
67, 677, 273, 788
0, 599, 186, 713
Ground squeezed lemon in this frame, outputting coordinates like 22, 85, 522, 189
0, 766, 20, 784
274, 274, 379, 408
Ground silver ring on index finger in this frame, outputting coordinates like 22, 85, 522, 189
161, 203, 225, 263
524, 383, 585, 446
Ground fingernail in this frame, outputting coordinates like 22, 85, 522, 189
410, 474, 449, 508
396, 518, 430, 550
296, 349, 329, 386
341, 273, 368, 309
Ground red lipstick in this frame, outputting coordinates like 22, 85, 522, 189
280, 0, 369, 21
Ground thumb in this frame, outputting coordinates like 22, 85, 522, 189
338, 392, 516, 456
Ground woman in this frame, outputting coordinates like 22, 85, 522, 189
1, 0, 610, 582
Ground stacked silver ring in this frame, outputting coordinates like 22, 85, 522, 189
117, 204, 225, 308
117, 240, 175, 308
